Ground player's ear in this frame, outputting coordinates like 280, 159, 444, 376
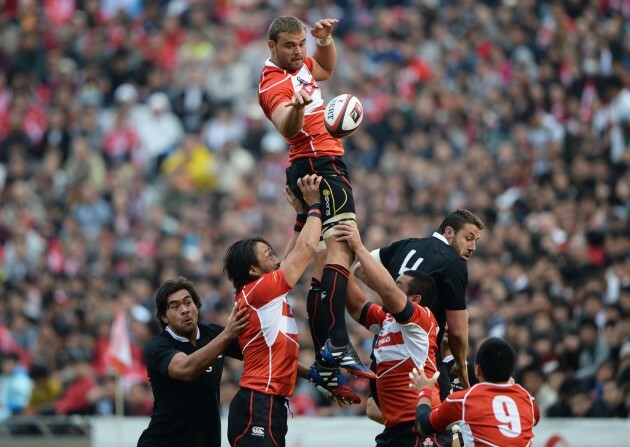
268, 40, 276, 52
444, 226, 455, 243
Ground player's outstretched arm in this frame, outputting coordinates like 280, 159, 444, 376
271, 89, 313, 138
409, 367, 441, 437
446, 309, 470, 389
283, 185, 308, 260
281, 175, 322, 286
310, 18, 338, 80
167, 303, 249, 381
335, 223, 407, 314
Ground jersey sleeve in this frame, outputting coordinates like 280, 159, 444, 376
259, 69, 296, 118
144, 336, 179, 377
243, 269, 292, 308
429, 393, 465, 432
441, 260, 468, 311
360, 302, 387, 330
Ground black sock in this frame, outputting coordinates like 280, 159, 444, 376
306, 278, 327, 360
320, 264, 350, 347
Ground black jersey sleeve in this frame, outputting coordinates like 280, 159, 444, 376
441, 259, 468, 311
224, 339, 244, 361
144, 336, 179, 377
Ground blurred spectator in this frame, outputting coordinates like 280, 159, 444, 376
0, 351, 34, 421
0, 0, 627, 420
53, 351, 99, 416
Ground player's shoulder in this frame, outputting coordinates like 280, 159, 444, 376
259, 61, 291, 89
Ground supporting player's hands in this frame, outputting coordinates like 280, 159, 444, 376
284, 186, 308, 214
333, 222, 362, 252
451, 362, 470, 389
297, 174, 322, 206
224, 300, 250, 340
408, 366, 440, 392
285, 89, 313, 109
310, 18, 339, 39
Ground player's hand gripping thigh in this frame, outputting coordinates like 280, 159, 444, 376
324, 230, 354, 269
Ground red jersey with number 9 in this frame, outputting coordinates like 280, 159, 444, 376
429, 382, 540, 447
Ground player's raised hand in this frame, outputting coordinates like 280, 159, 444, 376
310, 18, 339, 38
296, 174, 321, 206
285, 89, 313, 109
284, 186, 307, 214
408, 367, 440, 392
333, 222, 362, 252
224, 300, 250, 340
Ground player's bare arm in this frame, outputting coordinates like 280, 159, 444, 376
282, 185, 308, 259
310, 18, 338, 80
446, 309, 470, 388
351, 248, 383, 291
336, 223, 407, 314
167, 303, 249, 381
281, 174, 322, 286
345, 273, 367, 322
271, 89, 312, 138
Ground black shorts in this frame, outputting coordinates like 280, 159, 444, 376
374, 421, 430, 447
286, 156, 356, 237
227, 388, 288, 447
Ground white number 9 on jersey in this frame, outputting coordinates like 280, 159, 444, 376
492, 395, 521, 437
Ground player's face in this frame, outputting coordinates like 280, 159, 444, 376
447, 223, 481, 262
251, 242, 281, 275
163, 289, 199, 339
269, 31, 306, 71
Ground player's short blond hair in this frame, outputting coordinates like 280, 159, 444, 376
268, 16, 306, 42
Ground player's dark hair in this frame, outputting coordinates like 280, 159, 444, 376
268, 16, 306, 42
437, 209, 484, 234
155, 276, 202, 329
475, 337, 516, 383
224, 236, 271, 291
403, 270, 436, 308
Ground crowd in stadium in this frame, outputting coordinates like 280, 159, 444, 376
0, 0, 629, 425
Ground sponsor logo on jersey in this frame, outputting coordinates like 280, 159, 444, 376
252, 426, 265, 437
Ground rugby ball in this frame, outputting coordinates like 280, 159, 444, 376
324, 94, 364, 139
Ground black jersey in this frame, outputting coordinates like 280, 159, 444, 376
375, 233, 468, 335
138, 323, 243, 447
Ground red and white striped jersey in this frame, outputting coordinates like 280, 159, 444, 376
363, 302, 439, 427
429, 382, 540, 447
258, 56, 343, 162
235, 269, 299, 397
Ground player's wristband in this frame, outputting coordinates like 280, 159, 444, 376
417, 388, 432, 400
308, 203, 322, 219
294, 214, 307, 232
317, 36, 333, 46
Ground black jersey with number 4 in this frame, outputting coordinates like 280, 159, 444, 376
138, 323, 243, 447
376, 234, 468, 335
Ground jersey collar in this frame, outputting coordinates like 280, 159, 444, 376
432, 232, 449, 245
165, 325, 200, 342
